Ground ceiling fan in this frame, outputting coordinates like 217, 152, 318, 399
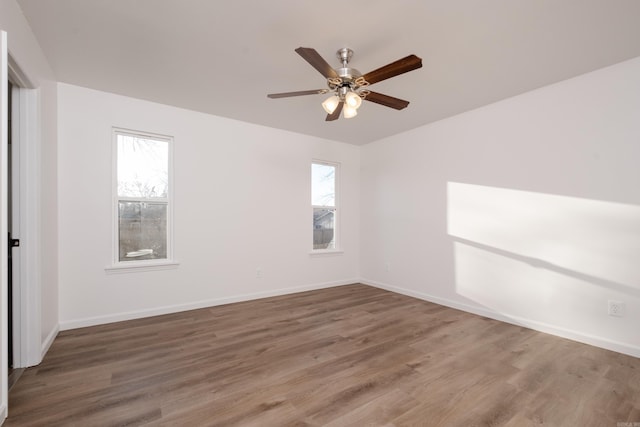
267, 47, 422, 121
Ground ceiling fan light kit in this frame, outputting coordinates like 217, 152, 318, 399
343, 105, 358, 119
322, 95, 340, 114
268, 47, 422, 121
345, 91, 362, 109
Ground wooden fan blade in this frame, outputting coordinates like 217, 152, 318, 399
267, 89, 328, 99
361, 54, 422, 85
364, 91, 410, 110
295, 47, 339, 79
326, 101, 343, 121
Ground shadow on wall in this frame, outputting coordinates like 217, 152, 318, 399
447, 182, 640, 339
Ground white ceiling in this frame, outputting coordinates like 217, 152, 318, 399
16, 0, 640, 145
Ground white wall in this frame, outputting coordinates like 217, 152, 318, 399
39, 73, 58, 352
361, 56, 640, 357
57, 83, 360, 328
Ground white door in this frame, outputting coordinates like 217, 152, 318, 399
1, 29, 10, 422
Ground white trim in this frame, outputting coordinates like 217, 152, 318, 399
10, 83, 20, 365
361, 278, 640, 359
10, 84, 42, 368
105, 260, 180, 274
59, 278, 358, 330
7, 54, 36, 89
309, 250, 344, 256
1, 29, 9, 424
41, 324, 58, 360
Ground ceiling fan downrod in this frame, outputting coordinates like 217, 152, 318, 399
337, 47, 353, 67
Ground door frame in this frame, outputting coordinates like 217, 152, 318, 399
1, 29, 8, 422
7, 53, 42, 369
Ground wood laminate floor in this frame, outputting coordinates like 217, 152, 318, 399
6, 284, 640, 426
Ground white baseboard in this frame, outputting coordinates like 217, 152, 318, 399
59, 279, 358, 331
41, 324, 59, 361
361, 278, 640, 359
0, 403, 6, 424
55, 277, 640, 358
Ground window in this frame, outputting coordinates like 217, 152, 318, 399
311, 161, 338, 251
113, 129, 172, 265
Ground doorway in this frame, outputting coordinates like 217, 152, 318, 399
7, 80, 12, 371
6, 58, 43, 373
7, 80, 23, 389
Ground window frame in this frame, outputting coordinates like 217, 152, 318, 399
311, 160, 341, 254
107, 127, 177, 272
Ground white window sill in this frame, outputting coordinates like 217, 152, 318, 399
309, 250, 344, 256
105, 260, 180, 274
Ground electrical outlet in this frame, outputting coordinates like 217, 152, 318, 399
384, 262, 391, 272
608, 300, 625, 317
256, 268, 262, 279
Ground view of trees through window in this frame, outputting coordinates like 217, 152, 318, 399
116, 131, 170, 262
312, 162, 337, 250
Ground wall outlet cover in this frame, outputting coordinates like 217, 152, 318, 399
608, 300, 625, 317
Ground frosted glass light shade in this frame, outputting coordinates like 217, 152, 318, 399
322, 96, 340, 114
345, 91, 362, 109
343, 105, 358, 119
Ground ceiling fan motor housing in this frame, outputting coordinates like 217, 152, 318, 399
328, 48, 369, 98
337, 67, 361, 81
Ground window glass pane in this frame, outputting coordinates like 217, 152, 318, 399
313, 208, 335, 250
118, 201, 167, 262
311, 163, 335, 207
117, 134, 168, 198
